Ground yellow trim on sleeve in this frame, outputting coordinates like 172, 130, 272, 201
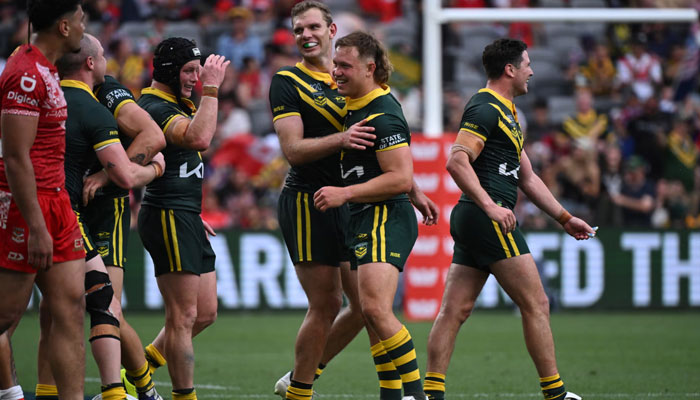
365, 113, 385, 122
162, 114, 186, 135
272, 112, 301, 122
93, 138, 121, 151
376, 142, 408, 153
459, 127, 487, 142
491, 220, 512, 258
113, 99, 135, 119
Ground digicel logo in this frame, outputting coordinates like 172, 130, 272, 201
7, 91, 38, 107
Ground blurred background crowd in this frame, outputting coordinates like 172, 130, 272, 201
0, 0, 697, 231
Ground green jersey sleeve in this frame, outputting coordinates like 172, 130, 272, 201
269, 73, 301, 122
95, 75, 136, 118
459, 101, 500, 142
371, 114, 410, 152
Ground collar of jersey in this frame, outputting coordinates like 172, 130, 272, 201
296, 62, 336, 89
141, 87, 196, 112
479, 88, 516, 115
60, 79, 98, 102
347, 85, 390, 111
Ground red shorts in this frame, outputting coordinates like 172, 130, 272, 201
0, 188, 85, 273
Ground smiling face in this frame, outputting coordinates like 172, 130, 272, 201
511, 50, 533, 97
292, 7, 336, 62
179, 59, 201, 98
333, 45, 374, 98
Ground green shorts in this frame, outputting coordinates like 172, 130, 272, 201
80, 195, 130, 268
278, 188, 350, 266
137, 205, 215, 276
450, 201, 530, 272
347, 201, 417, 271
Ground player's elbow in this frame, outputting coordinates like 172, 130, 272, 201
396, 174, 413, 194
148, 129, 167, 152
446, 155, 463, 179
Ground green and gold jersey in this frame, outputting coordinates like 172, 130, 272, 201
341, 86, 410, 214
458, 88, 524, 210
92, 75, 137, 198
269, 62, 347, 191
61, 80, 121, 208
137, 87, 202, 213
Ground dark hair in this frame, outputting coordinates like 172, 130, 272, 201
482, 38, 528, 80
335, 31, 393, 85
56, 34, 98, 78
27, 0, 82, 33
291, 1, 333, 26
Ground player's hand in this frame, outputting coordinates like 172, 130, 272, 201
28, 225, 53, 270
82, 170, 110, 206
485, 203, 516, 236
313, 186, 349, 211
199, 54, 230, 88
409, 190, 439, 225
151, 152, 165, 175
563, 216, 596, 240
341, 119, 375, 150
202, 218, 216, 239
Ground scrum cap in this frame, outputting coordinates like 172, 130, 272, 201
153, 37, 201, 93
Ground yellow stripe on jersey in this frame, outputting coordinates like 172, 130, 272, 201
76, 212, 94, 251
113, 99, 135, 119
272, 112, 301, 122
488, 103, 523, 158
93, 138, 121, 151
491, 220, 512, 258
160, 210, 175, 272
304, 193, 312, 262
371, 206, 380, 262
377, 142, 408, 153
366, 113, 385, 122
379, 205, 388, 262
507, 232, 520, 256
296, 88, 344, 131
168, 210, 182, 272
459, 127, 487, 142
296, 192, 304, 262
277, 70, 346, 117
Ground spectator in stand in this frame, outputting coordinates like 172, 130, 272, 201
627, 96, 673, 180
596, 144, 625, 226
615, 32, 662, 102
611, 155, 656, 227
554, 139, 600, 222
527, 97, 558, 143
578, 42, 616, 96
216, 7, 265, 71
561, 89, 609, 146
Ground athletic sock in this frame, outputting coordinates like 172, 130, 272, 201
34, 384, 58, 400
285, 379, 313, 400
424, 372, 446, 400
0, 385, 24, 400
381, 325, 423, 395
314, 363, 325, 380
101, 382, 127, 400
127, 361, 156, 393
540, 373, 567, 400
371, 342, 402, 400
172, 387, 197, 400
144, 343, 166, 375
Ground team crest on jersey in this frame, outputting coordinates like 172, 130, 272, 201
35, 62, 66, 109
313, 91, 327, 106
96, 241, 109, 257
11, 227, 24, 243
354, 242, 368, 258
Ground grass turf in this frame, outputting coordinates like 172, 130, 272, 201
10, 311, 700, 399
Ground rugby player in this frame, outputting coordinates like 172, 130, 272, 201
422, 38, 592, 400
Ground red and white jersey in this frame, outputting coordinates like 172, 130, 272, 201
0, 44, 68, 191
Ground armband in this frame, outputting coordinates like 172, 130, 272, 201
202, 85, 218, 98
450, 143, 476, 162
557, 209, 572, 225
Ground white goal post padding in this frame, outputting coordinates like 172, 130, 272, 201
422, 2, 699, 137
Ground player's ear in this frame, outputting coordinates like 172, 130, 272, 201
58, 17, 70, 38
86, 55, 94, 71
504, 63, 516, 78
366, 61, 376, 78
328, 22, 337, 39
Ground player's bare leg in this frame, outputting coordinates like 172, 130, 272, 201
35, 258, 86, 400
491, 255, 558, 377
0, 321, 22, 399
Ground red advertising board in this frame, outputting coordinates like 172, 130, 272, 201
404, 133, 461, 321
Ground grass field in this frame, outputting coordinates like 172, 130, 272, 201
10, 311, 700, 399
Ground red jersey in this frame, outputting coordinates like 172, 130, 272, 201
0, 44, 68, 191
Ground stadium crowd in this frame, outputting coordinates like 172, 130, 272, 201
0, 0, 697, 230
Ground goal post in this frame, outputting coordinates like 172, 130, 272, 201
421, 1, 699, 137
